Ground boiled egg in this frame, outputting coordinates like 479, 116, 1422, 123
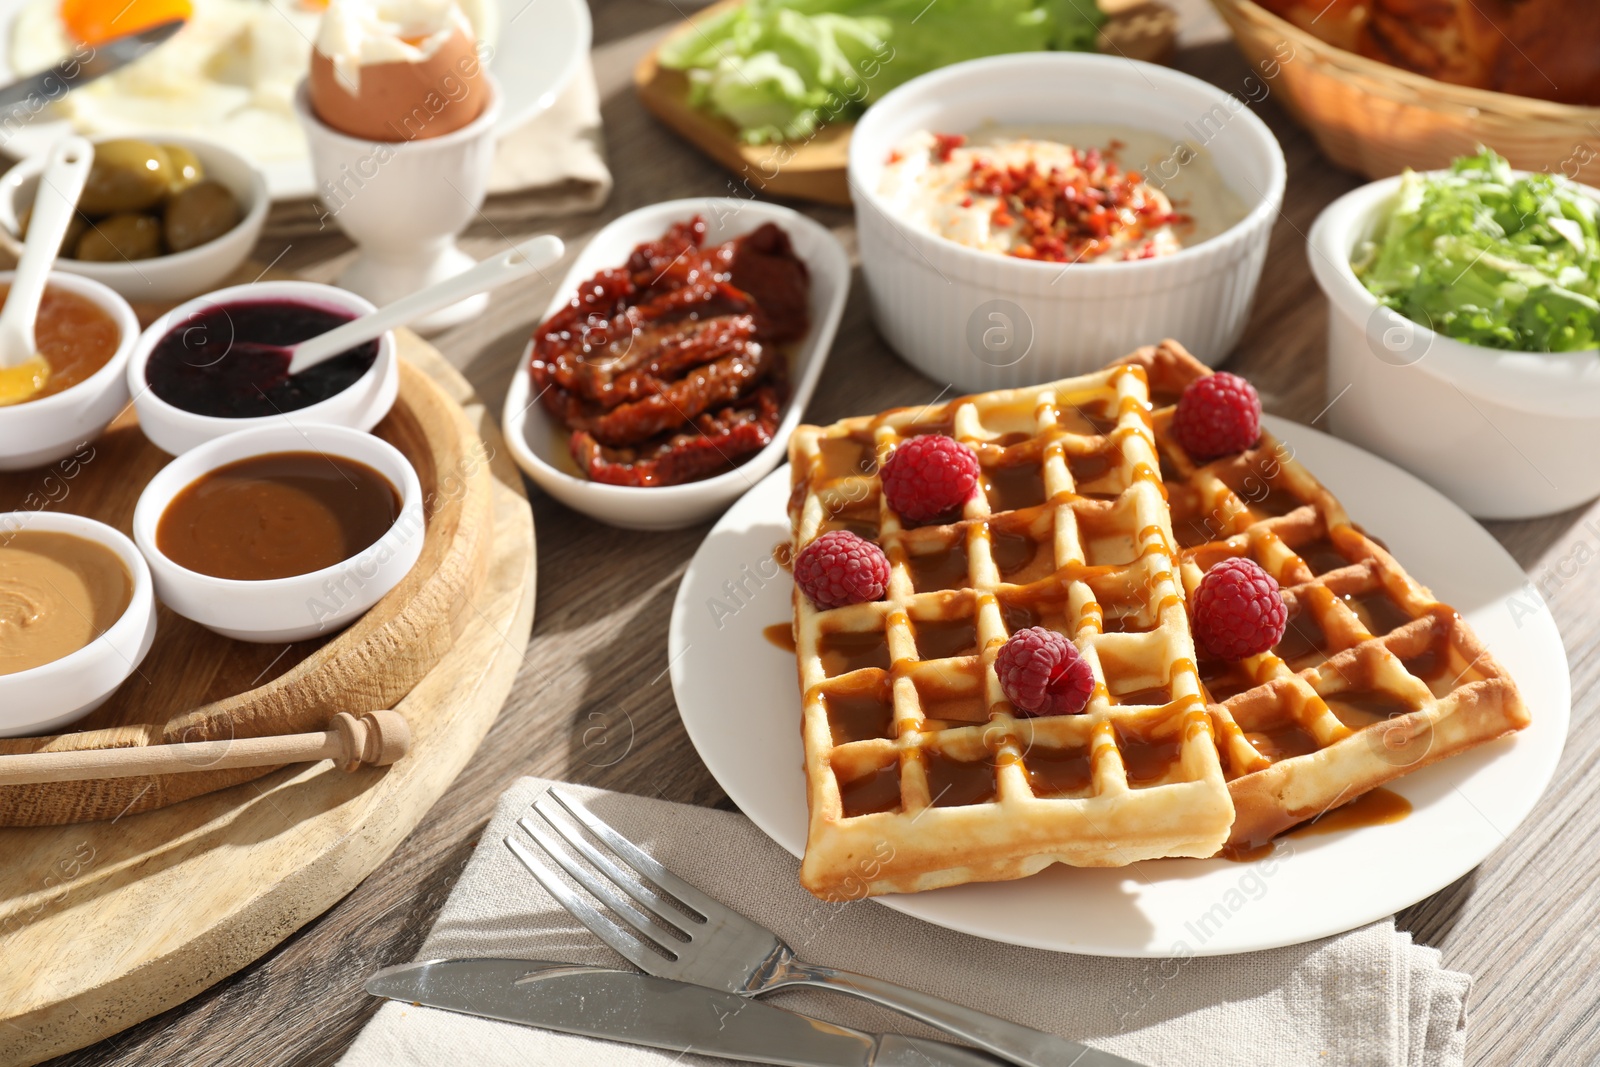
308, 0, 489, 142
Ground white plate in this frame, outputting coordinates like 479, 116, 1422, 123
503, 198, 849, 530
668, 414, 1570, 957
0, 0, 590, 200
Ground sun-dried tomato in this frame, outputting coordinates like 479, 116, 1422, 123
528, 216, 809, 486
947, 140, 1192, 264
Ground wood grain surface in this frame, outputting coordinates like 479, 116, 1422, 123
38, 1, 1600, 1064
4, 335, 535, 1066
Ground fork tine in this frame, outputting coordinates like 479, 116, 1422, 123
503, 833, 671, 973
532, 796, 701, 935
547, 789, 730, 921
517, 815, 688, 947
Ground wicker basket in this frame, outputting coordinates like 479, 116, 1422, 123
1210, 0, 1600, 183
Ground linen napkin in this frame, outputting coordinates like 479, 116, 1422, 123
341, 778, 1471, 1067
267, 58, 611, 237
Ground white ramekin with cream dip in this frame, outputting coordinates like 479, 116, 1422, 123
849, 52, 1285, 391
1310, 175, 1600, 520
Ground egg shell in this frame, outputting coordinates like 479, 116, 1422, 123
308, 26, 488, 142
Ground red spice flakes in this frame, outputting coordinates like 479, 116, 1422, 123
932, 132, 967, 163
885, 149, 903, 165
950, 139, 1192, 264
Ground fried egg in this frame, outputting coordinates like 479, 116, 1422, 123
8, 0, 496, 163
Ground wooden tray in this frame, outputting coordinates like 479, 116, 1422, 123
634, 0, 1181, 205
0, 330, 494, 826
0, 335, 536, 1065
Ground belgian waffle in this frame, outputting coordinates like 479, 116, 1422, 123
787, 364, 1234, 900
1118, 341, 1531, 852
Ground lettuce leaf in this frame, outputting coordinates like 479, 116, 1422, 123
1354, 148, 1600, 352
658, 0, 1104, 144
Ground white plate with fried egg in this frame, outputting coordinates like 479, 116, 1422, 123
0, 0, 590, 199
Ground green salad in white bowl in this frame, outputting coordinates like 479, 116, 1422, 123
1353, 149, 1600, 354
1310, 148, 1600, 521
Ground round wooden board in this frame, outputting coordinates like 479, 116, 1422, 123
0, 338, 536, 1067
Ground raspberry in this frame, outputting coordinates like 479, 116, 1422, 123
1172, 372, 1262, 462
994, 626, 1094, 717
1191, 557, 1288, 661
880, 434, 980, 524
794, 530, 890, 610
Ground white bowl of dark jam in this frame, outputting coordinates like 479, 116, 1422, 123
127, 280, 399, 455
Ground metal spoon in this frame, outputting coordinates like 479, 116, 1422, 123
0, 136, 92, 406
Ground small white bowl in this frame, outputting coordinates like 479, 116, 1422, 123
0, 270, 139, 471
502, 197, 849, 530
0, 135, 270, 305
132, 423, 425, 642
128, 279, 399, 455
848, 52, 1286, 391
1309, 174, 1600, 520
0, 511, 156, 736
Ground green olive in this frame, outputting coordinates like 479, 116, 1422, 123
17, 205, 86, 255
163, 180, 241, 253
78, 140, 172, 216
74, 212, 163, 262
160, 143, 203, 195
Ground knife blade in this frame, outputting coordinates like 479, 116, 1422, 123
367, 958, 1009, 1067
0, 19, 184, 113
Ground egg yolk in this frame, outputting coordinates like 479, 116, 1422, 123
60, 0, 191, 46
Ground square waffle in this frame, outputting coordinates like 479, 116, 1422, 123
1118, 341, 1531, 853
787, 364, 1234, 900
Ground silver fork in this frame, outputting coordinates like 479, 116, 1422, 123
504, 789, 1148, 1067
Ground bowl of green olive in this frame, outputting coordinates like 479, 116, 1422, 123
0, 135, 269, 304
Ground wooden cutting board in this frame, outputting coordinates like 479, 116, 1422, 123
0, 336, 537, 1066
634, 0, 1182, 205
0, 325, 496, 826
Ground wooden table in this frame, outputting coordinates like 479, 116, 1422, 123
46, 2, 1600, 1064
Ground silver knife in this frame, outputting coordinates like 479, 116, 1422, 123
0, 20, 184, 113
367, 958, 1010, 1066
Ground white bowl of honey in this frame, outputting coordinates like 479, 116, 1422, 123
0, 271, 140, 471
132, 422, 424, 643
0, 511, 157, 736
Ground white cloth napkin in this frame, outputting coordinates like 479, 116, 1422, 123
341, 778, 1470, 1067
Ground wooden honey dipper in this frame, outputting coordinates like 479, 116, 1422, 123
0, 710, 410, 786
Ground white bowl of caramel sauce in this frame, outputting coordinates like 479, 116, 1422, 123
0, 511, 156, 736
132, 422, 424, 642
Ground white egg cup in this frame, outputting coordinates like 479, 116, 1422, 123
294, 76, 502, 334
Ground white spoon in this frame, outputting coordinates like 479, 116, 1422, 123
235, 234, 565, 380
0, 136, 92, 405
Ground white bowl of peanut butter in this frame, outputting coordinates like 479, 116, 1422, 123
0, 511, 156, 736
